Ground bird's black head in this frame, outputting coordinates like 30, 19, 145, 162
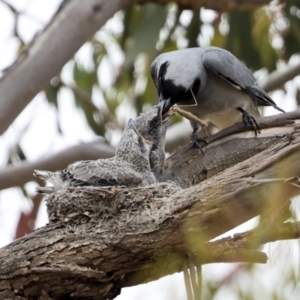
155, 61, 201, 115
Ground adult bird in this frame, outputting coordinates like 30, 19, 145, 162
34, 104, 168, 193
150, 46, 285, 144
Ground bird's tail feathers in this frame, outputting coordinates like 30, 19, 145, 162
245, 86, 285, 113
33, 170, 54, 181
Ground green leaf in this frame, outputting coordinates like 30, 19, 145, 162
122, 4, 168, 67
73, 61, 97, 93
226, 11, 262, 70
283, 1, 300, 60
187, 8, 201, 48
252, 8, 277, 71
72, 62, 105, 135
44, 77, 61, 108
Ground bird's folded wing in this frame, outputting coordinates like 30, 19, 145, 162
202, 47, 256, 88
61, 160, 143, 187
202, 48, 281, 109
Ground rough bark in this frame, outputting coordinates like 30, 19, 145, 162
1, 111, 300, 299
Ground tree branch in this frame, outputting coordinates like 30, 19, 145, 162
0, 142, 114, 191
0, 0, 130, 135
201, 220, 300, 265
261, 61, 300, 92
1, 112, 300, 298
163, 110, 300, 187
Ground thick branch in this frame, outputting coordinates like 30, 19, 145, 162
202, 220, 300, 264
0, 0, 130, 135
1, 114, 300, 298
163, 110, 300, 187
261, 62, 300, 92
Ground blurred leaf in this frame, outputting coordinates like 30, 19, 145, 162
159, 6, 182, 53
142, 70, 159, 106
210, 24, 226, 48
226, 11, 261, 70
283, 1, 300, 60
44, 77, 63, 133
114, 4, 168, 114
114, 65, 134, 96
122, 4, 168, 67
105, 88, 123, 118
160, 38, 177, 53
73, 62, 97, 93
44, 76, 61, 108
252, 8, 277, 71
187, 8, 201, 48
91, 39, 107, 67
72, 62, 104, 135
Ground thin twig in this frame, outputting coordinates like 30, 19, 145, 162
169, 106, 209, 136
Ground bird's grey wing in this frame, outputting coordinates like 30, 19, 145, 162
202, 48, 283, 110
202, 48, 256, 88
61, 160, 142, 187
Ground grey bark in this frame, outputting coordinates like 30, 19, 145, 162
1, 111, 300, 299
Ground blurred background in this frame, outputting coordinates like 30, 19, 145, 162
1, 0, 300, 299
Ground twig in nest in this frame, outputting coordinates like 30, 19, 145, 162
168, 106, 209, 137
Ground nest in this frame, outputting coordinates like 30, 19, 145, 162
46, 182, 181, 233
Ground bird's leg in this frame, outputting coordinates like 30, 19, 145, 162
190, 122, 207, 153
237, 107, 261, 136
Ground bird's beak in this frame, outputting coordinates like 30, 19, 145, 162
159, 97, 172, 116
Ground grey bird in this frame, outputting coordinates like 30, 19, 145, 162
34, 104, 169, 193
150, 46, 285, 144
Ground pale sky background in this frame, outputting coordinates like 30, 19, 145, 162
1, 1, 300, 299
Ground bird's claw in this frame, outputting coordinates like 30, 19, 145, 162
190, 134, 207, 154
237, 107, 261, 136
